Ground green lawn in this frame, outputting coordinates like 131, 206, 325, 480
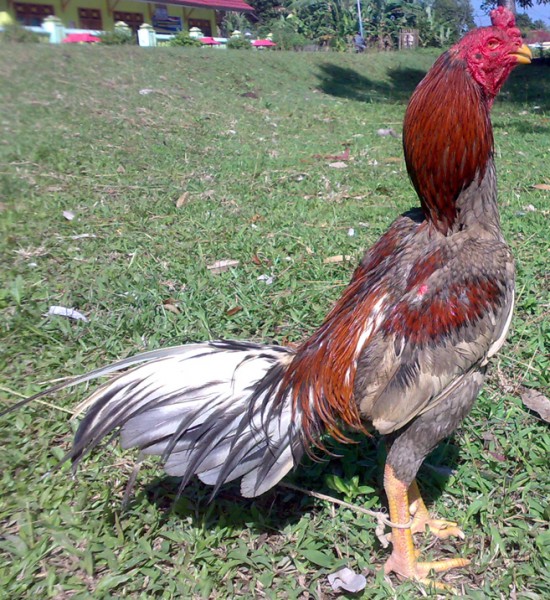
0, 44, 549, 599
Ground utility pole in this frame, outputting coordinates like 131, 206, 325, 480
356, 0, 364, 38
497, 0, 516, 14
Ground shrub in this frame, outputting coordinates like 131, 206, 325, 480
169, 32, 202, 47
0, 23, 42, 43
266, 19, 308, 51
99, 30, 136, 45
227, 36, 251, 50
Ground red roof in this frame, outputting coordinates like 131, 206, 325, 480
160, 0, 253, 11
524, 30, 550, 44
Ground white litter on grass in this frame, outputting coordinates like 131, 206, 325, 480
139, 88, 155, 95
347, 228, 355, 237
377, 128, 398, 138
257, 274, 274, 285
70, 233, 97, 240
63, 210, 75, 221
45, 306, 89, 322
327, 567, 367, 593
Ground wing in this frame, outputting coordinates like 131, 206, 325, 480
355, 236, 514, 434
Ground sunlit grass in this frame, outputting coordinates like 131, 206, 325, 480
0, 45, 548, 598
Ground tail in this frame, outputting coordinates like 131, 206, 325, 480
3, 341, 307, 498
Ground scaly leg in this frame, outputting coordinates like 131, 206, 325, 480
409, 479, 465, 540
383, 465, 470, 587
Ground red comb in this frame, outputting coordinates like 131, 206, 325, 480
490, 6, 516, 30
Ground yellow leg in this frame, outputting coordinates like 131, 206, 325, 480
383, 465, 470, 588
409, 480, 465, 540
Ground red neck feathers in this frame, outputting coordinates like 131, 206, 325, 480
403, 52, 493, 235
403, 8, 527, 235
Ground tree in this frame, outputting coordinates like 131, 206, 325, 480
432, 0, 475, 35
482, 0, 550, 13
514, 12, 550, 31
247, 0, 285, 23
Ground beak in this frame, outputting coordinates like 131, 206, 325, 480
512, 44, 532, 64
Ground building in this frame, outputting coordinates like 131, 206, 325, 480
1, 0, 254, 34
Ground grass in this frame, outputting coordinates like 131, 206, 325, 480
0, 44, 549, 599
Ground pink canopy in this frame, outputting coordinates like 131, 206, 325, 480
200, 37, 221, 46
252, 39, 276, 47
62, 33, 101, 44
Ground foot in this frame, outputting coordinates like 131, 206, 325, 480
384, 467, 470, 590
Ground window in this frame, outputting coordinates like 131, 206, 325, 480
14, 3, 54, 27
78, 8, 102, 30
113, 11, 144, 32
188, 18, 211, 37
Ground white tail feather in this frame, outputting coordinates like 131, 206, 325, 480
46, 340, 304, 498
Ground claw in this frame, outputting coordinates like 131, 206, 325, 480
409, 481, 466, 540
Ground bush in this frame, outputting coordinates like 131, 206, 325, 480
169, 31, 202, 47
226, 36, 251, 50
99, 30, 136, 45
266, 19, 308, 51
0, 23, 42, 43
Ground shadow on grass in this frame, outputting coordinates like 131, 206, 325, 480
128, 432, 462, 537
502, 62, 550, 112
317, 60, 550, 114
316, 62, 426, 104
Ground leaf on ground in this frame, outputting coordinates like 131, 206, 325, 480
328, 567, 367, 593
328, 161, 348, 169
45, 306, 88, 322
520, 388, 550, 422
207, 259, 240, 274
162, 299, 180, 315
313, 147, 350, 161
226, 306, 242, 316
324, 255, 352, 264
63, 210, 75, 221
176, 191, 190, 208
532, 184, 550, 190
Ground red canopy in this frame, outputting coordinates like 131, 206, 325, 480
200, 37, 221, 45
62, 33, 101, 43
252, 39, 276, 47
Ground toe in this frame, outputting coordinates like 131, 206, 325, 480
427, 520, 465, 540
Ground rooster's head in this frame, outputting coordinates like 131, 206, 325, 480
454, 7, 531, 100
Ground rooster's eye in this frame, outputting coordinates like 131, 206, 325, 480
487, 39, 500, 50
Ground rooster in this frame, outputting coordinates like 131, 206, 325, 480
2, 7, 531, 588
